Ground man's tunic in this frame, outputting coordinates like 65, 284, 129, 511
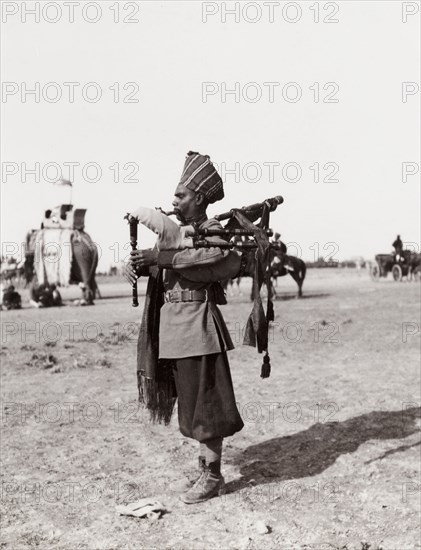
156, 217, 240, 359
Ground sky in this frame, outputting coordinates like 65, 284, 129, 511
1, 0, 420, 270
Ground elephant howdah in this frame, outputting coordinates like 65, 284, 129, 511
25, 228, 99, 305
34, 228, 73, 286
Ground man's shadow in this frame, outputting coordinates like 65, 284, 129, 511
227, 406, 421, 493
273, 293, 330, 301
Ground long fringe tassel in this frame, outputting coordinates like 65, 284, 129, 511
138, 366, 177, 425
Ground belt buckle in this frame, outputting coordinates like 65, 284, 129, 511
203, 289, 208, 302
180, 289, 191, 302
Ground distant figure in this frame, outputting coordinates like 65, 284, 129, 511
30, 283, 62, 308
1, 285, 22, 310
392, 235, 403, 262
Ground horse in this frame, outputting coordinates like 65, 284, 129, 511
270, 251, 307, 297
222, 247, 306, 300
408, 253, 421, 281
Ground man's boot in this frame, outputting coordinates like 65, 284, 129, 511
169, 456, 206, 493
179, 460, 225, 504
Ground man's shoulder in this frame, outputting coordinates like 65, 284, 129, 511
200, 217, 223, 230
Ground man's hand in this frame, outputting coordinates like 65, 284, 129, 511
123, 249, 158, 286
130, 249, 158, 267
123, 260, 139, 286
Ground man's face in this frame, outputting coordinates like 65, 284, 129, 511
172, 183, 202, 222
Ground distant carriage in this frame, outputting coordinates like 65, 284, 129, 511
370, 250, 419, 282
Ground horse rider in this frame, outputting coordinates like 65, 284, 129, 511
125, 151, 244, 504
272, 232, 287, 254
271, 231, 295, 273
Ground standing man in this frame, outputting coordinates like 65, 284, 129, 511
392, 234, 403, 262
125, 151, 244, 504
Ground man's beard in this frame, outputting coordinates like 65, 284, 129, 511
174, 209, 187, 225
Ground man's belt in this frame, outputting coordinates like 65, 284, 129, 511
164, 289, 210, 303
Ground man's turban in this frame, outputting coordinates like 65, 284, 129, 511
179, 151, 224, 204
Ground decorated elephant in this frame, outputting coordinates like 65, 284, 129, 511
25, 228, 99, 305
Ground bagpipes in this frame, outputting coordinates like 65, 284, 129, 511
125, 195, 284, 377
123, 213, 140, 308
160, 195, 283, 249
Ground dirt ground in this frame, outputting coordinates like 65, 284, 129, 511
1, 269, 420, 550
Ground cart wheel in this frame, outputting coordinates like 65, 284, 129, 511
392, 264, 402, 282
370, 262, 381, 281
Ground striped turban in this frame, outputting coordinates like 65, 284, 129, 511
179, 151, 224, 204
